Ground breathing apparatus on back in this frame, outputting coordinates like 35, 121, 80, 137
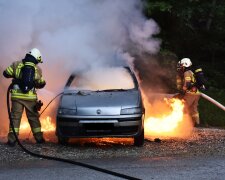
193, 66, 207, 91
18, 48, 42, 93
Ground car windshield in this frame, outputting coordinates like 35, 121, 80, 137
69, 67, 136, 91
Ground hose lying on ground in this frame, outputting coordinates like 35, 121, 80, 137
201, 93, 225, 111
7, 84, 140, 180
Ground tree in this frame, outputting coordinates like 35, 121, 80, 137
143, 0, 225, 66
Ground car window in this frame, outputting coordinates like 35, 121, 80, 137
69, 67, 136, 91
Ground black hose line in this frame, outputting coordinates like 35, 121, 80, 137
7, 84, 140, 180
27, 92, 63, 139
39, 92, 63, 116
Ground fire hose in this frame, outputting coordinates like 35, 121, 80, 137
200, 93, 225, 111
7, 84, 140, 180
173, 92, 225, 112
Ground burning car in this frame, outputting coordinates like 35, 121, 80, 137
56, 67, 145, 146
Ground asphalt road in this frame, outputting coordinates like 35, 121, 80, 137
1, 128, 225, 179
0, 155, 225, 180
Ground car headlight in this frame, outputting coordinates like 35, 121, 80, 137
120, 107, 142, 115
58, 108, 77, 115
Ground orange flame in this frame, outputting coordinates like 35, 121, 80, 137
20, 116, 55, 133
20, 120, 30, 131
40, 116, 55, 132
145, 98, 184, 133
144, 97, 193, 138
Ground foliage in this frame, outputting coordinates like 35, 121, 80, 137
199, 90, 225, 127
143, 0, 225, 66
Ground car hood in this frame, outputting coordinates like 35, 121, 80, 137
60, 90, 141, 116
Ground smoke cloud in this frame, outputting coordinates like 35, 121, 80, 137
69, 67, 135, 91
0, 0, 161, 135
0, 0, 161, 90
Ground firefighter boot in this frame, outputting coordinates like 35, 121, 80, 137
192, 114, 200, 127
7, 132, 17, 147
34, 132, 45, 144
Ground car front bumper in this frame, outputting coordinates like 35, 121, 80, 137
56, 114, 144, 138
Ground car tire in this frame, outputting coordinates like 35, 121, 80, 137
58, 136, 69, 145
134, 129, 144, 147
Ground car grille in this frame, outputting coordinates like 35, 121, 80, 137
57, 117, 141, 137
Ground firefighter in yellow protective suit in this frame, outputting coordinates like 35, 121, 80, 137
3, 48, 46, 146
176, 58, 201, 126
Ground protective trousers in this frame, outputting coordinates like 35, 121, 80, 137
183, 93, 200, 126
8, 99, 43, 143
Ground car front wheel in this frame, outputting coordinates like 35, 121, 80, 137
134, 129, 144, 147
58, 136, 69, 145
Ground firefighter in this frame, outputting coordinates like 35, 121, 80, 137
3, 48, 46, 146
176, 58, 201, 126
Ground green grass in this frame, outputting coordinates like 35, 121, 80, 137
199, 90, 225, 127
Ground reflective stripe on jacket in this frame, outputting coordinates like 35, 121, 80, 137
176, 74, 183, 91
5, 61, 45, 100
183, 70, 200, 94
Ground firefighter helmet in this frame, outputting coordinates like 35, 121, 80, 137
179, 58, 192, 68
28, 48, 42, 63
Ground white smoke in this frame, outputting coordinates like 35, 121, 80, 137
0, 0, 160, 76
0, 0, 161, 135
129, 20, 161, 53
70, 67, 135, 91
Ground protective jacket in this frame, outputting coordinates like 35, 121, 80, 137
176, 69, 200, 95
4, 54, 46, 100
